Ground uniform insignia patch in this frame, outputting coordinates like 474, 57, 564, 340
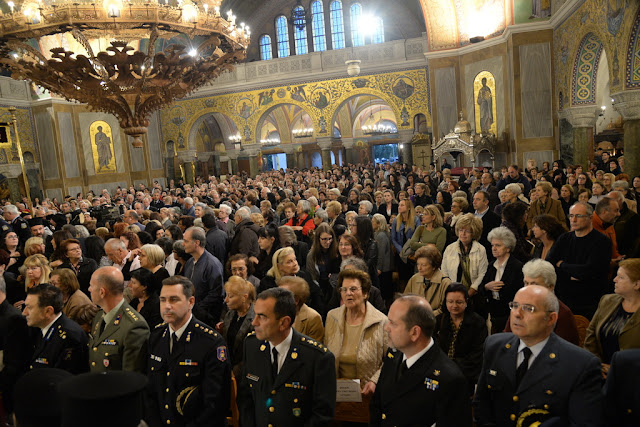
1, 225, 7, 231
101, 339, 117, 346
114, 314, 122, 325
424, 378, 439, 391
489, 369, 497, 376
217, 346, 227, 362
150, 354, 162, 362
293, 408, 301, 417
35, 358, 48, 364
246, 374, 259, 382
20, 223, 26, 229
260, 344, 266, 351
103, 359, 110, 368
433, 370, 440, 376
179, 360, 198, 366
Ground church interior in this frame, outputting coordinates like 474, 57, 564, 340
0, 0, 636, 200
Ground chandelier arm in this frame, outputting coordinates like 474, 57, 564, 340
71, 25, 95, 58
5, 41, 48, 64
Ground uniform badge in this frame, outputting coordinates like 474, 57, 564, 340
260, 344, 266, 351
489, 370, 497, 376
293, 408, 301, 417
424, 378, 439, 391
217, 346, 227, 362
1, 225, 7, 231
433, 370, 440, 376
114, 314, 122, 325
35, 358, 48, 364
291, 352, 298, 359
103, 359, 110, 368
20, 223, 26, 229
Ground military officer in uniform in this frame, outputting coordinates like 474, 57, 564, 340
88, 266, 150, 373
145, 275, 231, 427
603, 349, 640, 427
239, 287, 336, 426
3, 204, 30, 245
473, 285, 603, 426
23, 284, 89, 374
370, 294, 471, 426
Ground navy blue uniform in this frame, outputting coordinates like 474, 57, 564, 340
30, 313, 89, 375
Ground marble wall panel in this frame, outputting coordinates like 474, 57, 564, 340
520, 43, 553, 138
68, 186, 82, 198
89, 181, 127, 196
147, 112, 163, 170
130, 137, 146, 172
435, 67, 458, 138
57, 112, 79, 178
45, 188, 63, 202
35, 109, 59, 180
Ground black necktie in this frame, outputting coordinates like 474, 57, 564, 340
271, 348, 279, 380
171, 333, 179, 354
98, 319, 106, 336
397, 360, 408, 381
516, 347, 532, 387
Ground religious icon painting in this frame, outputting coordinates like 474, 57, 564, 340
474, 71, 497, 136
392, 77, 415, 100
90, 120, 117, 174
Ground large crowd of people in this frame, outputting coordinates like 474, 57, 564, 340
0, 152, 639, 426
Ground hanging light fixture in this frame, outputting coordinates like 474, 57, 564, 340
289, 0, 309, 31
362, 96, 397, 136
0, 0, 249, 148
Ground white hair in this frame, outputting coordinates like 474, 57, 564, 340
4, 205, 18, 215
522, 259, 557, 288
236, 206, 251, 220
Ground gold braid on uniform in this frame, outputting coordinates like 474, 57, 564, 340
176, 386, 198, 416
516, 408, 550, 427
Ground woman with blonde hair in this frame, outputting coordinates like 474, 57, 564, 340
409, 204, 447, 254
13, 254, 51, 308
24, 237, 45, 257
49, 268, 94, 323
441, 214, 488, 299
219, 275, 256, 378
138, 243, 170, 290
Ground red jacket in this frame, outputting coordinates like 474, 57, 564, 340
285, 214, 315, 236
592, 213, 621, 259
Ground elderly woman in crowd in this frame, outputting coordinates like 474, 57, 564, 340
219, 275, 255, 378
494, 183, 522, 217
49, 268, 95, 323
585, 258, 640, 377
409, 204, 447, 254
23, 237, 45, 257
503, 259, 580, 344
434, 283, 487, 396
227, 253, 260, 289
253, 223, 281, 279
128, 267, 162, 327
57, 239, 98, 295
527, 181, 566, 230
441, 214, 488, 300
479, 226, 524, 332
279, 225, 309, 271
259, 246, 323, 315
325, 269, 387, 407
138, 243, 170, 290
403, 245, 451, 316
285, 199, 315, 243
278, 275, 324, 342
447, 196, 468, 228
171, 240, 190, 276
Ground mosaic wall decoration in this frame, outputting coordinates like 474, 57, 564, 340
571, 33, 604, 105
625, 7, 640, 88
0, 106, 38, 165
159, 68, 431, 153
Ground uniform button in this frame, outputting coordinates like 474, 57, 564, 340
166, 372, 170, 376
544, 404, 549, 410
166, 420, 170, 425
487, 385, 492, 389
293, 398, 298, 403
151, 367, 155, 371
93, 347, 97, 351
269, 407, 275, 413
382, 413, 386, 420
166, 388, 169, 392
271, 390, 276, 395
627, 409, 632, 414
91, 362, 96, 366
268, 425, 273, 427
186, 373, 189, 377
165, 405, 169, 409
510, 414, 516, 421
512, 395, 519, 402
29, 365, 33, 369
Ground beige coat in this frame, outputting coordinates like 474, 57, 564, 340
324, 301, 388, 385
403, 269, 451, 317
293, 303, 325, 342
584, 294, 640, 361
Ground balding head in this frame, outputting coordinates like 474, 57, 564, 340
92, 266, 125, 295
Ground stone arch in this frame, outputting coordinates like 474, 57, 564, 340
186, 112, 241, 152
254, 102, 316, 144
571, 33, 605, 106
625, 6, 640, 89
330, 92, 401, 138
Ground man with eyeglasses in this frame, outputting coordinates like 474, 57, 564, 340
546, 202, 612, 318
474, 285, 603, 426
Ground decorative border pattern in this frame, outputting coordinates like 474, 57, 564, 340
625, 7, 640, 89
571, 33, 604, 106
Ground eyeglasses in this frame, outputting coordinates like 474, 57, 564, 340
508, 301, 549, 314
339, 286, 362, 294
320, 237, 333, 242
567, 214, 589, 219
67, 246, 82, 252
231, 267, 247, 273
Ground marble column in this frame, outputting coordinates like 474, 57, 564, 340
612, 90, 640, 178
296, 150, 305, 169
397, 129, 415, 165
227, 150, 239, 175
342, 138, 355, 165
563, 106, 597, 168
317, 138, 333, 170
178, 150, 197, 185
244, 145, 262, 177
282, 144, 299, 169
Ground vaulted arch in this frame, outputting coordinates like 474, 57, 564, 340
625, 6, 640, 89
571, 33, 605, 106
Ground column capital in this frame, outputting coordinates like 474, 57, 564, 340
226, 149, 239, 160
177, 150, 197, 163
562, 106, 598, 128
341, 138, 355, 149
611, 90, 640, 121
0, 164, 22, 179
243, 144, 262, 157
397, 129, 415, 141
281, 144, 300, 155
317, 137, 333, 151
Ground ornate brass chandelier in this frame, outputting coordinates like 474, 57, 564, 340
0, 0, 249, 147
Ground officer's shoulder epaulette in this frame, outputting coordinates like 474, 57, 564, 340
193, 322, 219, 338
299, 336, 329, 353
57, 324, 68, 340
155, 322, 166, 329
247, 331, 256, 337
124, 307, 141, 322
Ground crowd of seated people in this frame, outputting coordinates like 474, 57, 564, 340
0, 153, 639, 426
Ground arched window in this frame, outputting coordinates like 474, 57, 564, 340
259, 35, 272, 60
372, 17, 384, 44
329, 0, 345, 50
275, 15, 290, 58
350, 3, 364, 47
311, 1, 327, 52
293, 6, 309, 55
